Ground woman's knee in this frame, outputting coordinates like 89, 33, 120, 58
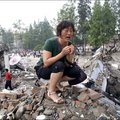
80, 71, 87, 82
67, 65, 82, 78
69, 68, 87, 84
52, 61, 65, 73
37, 66, 51, 79
68, 73, 87, 85
75, 66, 87, 80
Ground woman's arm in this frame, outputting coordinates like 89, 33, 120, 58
43, 46, 72, 67
43, 50, 64, 67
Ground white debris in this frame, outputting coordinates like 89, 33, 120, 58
80, 114, 84, 118
9, 53, 22, 65
111, 63, 119, 69
101, 77, 107, 92
90, 60, 104, 81
36, 115, 46, 120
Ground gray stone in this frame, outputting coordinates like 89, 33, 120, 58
15, 106, 25, 119
36, 106, 44, 113
22, 113, 32, 120
44, 109, 55, 115
71, 116, 80, 120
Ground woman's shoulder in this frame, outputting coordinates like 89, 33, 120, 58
46, 37, 58, 42
43, 37, 58, 50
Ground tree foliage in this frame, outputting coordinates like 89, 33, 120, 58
23, 18, 54, 50
117, 0, 120, 34
88, 0, 102, 48
77, 0, 91, 48
13, 20, 25, 49
57, 2, 76, 24
0, 0, 120, 51
102, 0, 116, 42
88, 0, 116, 48
1, 28, 14, 49
77, 0, 91, 34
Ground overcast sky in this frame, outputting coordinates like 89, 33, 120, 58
0, 1, 67, 30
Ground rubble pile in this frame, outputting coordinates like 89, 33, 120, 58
82, 40, 120, 101
0, 79, 119, 120
0, 72, 119, 119
0, 40, 120, 120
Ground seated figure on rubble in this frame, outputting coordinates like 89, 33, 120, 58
34, 20, 87, 104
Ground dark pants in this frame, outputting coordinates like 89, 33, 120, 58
35, 61, 87, 85
5, 80, 13, 90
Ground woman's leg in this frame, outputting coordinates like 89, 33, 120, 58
48, 61, 65, 103
38, 61, 65, 103
49, 72, 63, 92
48, 72, 65, 103
62, 64, 87, 85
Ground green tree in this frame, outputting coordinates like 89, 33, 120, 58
23, 25, 34, 49
77, 0, 91, 51
1, 29, 14, 49
109, 0, 118, 34
101, 0, 116, 44
32, 18, 54, 50
13, 19, 25, 49
88, 0, 116, 48
117, 0, 120, 37
57, 1, 76, 24
23, 18, 54, 50
88, 0, 103, 48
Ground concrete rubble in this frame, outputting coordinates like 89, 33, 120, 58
0, 40, 120, 120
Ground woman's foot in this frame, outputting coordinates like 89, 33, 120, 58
47, 91, 64, 104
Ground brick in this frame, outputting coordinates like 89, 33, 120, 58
25, 104, 33, 111
79, 88, 88, 93
0, 92, 17, 99
31, 86, 41, 95
89, 89, 101, 100
72, 86, 81, 94
86, 99, 92, 105
7, 102, 14, 112
2, 100, 9, 109
75, 100, 80, 107
8, 100, 19, 106
79, 102, 86, 109
77, 91, 89, 102
75, 100, 86, 109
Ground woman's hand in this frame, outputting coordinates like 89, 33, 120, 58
69, 45, 75, 54
61, 46, 71, 56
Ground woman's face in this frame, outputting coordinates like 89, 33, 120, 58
60, 26, 74, 42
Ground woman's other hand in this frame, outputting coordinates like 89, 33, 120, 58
69, 45, 75, 54
61, 46, 71, 56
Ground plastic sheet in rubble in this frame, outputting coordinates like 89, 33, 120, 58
9, 54, 21, 65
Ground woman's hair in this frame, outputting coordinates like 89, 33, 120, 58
56, 20, 75, 36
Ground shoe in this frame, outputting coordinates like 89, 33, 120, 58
47, 91, 64, 104
84, 80, 95, 88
